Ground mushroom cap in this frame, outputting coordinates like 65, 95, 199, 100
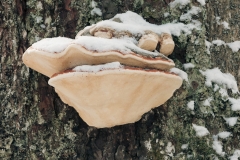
159, 33, 175, 56
48, 67, 183, 128
22, 44, 175, 77
138, 32, 159, 51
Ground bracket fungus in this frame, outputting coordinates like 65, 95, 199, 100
22, 11, 183, 128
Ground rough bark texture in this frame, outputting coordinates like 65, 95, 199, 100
1, 0, 240, 159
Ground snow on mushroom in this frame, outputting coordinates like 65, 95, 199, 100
22, 11, 183, 128
23, 36, 175, 77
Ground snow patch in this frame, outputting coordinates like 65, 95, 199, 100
224, 117, 238, 127
164, 12, 170, 17
203, 97, 213, 106
216, 17, 230, 29
32, 36, 166, 57
36, 16, 43, 23
191, 20, 202, 29
212, 40, 225, 46
170, 68, 188, 82
213, 84, 220, 92
200, 68, 239, 94
217, 131, 232, 139
219, 88, 229, 100
196, 0, 205, 6
181, 144, 188, 150
144, 139, 152, 151
227, 41, 240, 52
216, 17, 221, 24
91, 8, 102, 16
187, 101, 194, 110
180, 6, 201, 21
165, 142, 175, 157
44, 16, 52, 26
22, 122, 30, 131
36, 1, 43, 9
229, 150, 240, 160
212, 136, 225, 156
90, 1, 102, 16
40, 24, 46, 28
111, 11, 199, 36
183, 63, 195, 70
221, 21, 230, 29
205, 40, 211, 54
73, 62, 123, 73
74, 36, 160, 57
192, 124, 209, 137
210, 39, 240, 52
228, 98, 240, 111
32, 37, 73, 53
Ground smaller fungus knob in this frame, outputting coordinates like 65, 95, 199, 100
138, 32, 158, 51
158, 33, 175, 56
90, 27, 113, 39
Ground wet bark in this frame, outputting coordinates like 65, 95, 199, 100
0, 0, 239, 159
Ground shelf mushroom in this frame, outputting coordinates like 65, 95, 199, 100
49, 62, 182, 128
22, 11, 183, 128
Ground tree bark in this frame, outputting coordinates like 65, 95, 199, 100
1, 0, 239, 159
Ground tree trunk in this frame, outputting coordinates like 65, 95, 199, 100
1, 0, 239, 159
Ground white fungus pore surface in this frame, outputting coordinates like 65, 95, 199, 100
73, 62, 123, 73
